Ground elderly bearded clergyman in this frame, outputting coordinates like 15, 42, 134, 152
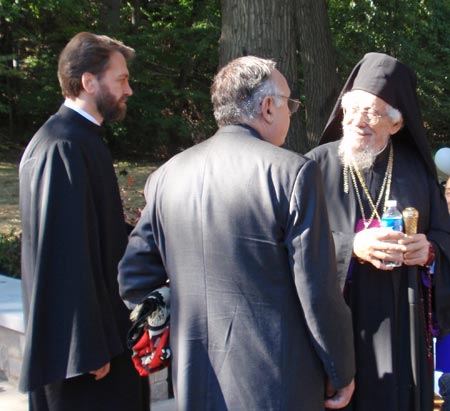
307, 52, 450, 411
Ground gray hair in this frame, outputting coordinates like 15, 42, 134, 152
211, 56, 282, 126
341, 90, 403, 124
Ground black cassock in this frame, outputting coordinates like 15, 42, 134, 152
19, 105, 147, 410
308, 138, 450, 411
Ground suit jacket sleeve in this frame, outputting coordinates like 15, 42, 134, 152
285, 160, 355, 389
118, 174, 168, 307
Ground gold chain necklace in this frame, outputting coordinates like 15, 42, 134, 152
347, 144, 394, 229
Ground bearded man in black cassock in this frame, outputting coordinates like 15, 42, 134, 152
307, 52, 450, 411
19, 32, 148, 411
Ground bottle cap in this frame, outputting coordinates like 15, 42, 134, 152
386, 200, 397, 207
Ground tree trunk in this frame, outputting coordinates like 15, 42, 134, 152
99, 0, 122, 32
0, 15, 16, 139
295, 0, 340, 151
130, 0, 141, 29
219, 0, 305, 152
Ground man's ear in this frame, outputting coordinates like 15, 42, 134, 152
81, 72, 98, 94
390, 118, 404, 135
260, 96, 274, 123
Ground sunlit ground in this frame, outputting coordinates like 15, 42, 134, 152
0, 160, 159, 234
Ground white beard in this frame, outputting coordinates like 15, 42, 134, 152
338, 129, 378, 172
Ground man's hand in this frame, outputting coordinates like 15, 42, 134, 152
325, 378, 355, 409
353, 228, 406, 270
399, 234, 430, 266
89, 362, 110, 380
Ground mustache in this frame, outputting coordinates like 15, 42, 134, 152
344, 126, 373, 135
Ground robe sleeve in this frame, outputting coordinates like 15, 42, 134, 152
284, 160, 355, 389
331, 232, 356, 290
427, 177, 450, 337
305, 146, 356, 289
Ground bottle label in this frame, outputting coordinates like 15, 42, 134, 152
381, 217, 403, 232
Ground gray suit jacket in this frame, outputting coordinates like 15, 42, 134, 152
119, 124, 355, 411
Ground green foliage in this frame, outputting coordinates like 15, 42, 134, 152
327, 0, 450, 147
0, 0, 99, 141
0, 0, 221, 157
0, 229, 21, 278
1, 0, 449, 155
113, 0, 221, 157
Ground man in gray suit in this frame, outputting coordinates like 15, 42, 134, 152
118, 56, 355, 410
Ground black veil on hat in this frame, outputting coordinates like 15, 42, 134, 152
320, 52, 436, 178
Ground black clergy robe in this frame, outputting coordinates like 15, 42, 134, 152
19, 105, 146, 410
307, 138, 450, 411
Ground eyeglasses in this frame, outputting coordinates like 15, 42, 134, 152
344, 107, 386, 126
273, 95, 301, 115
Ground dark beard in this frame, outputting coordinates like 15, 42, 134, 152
95, 87, 127, 122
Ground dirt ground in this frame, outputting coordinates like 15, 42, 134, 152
0, 161, 21, 233
2, 145, 447, 235
0, 159, 158, 234
115, 161, 159, 225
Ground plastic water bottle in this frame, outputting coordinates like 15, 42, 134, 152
381, 200, 403, 267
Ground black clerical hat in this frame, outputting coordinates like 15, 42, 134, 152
320, 52, 436, 178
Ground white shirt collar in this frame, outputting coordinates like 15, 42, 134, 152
64, 99, 101, 126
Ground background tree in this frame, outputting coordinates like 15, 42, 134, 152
99, 0, 121, 32
0, 0, 221, 159
327, 0, 450, 148
119, 0, 220, 157
295, 0, 339, 149
0, 0, 94, 142
219, 0, 304, 151
0, 0, 449, 159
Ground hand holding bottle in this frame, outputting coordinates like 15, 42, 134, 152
353, 227, 406, 269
